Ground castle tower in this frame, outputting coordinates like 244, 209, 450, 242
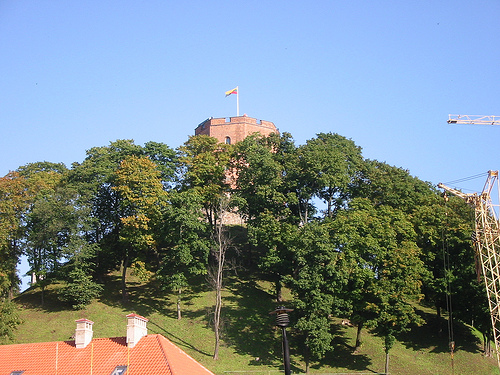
194, 115, 278, 144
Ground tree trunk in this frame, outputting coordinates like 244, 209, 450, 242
301, 344, 310, 374
177, 287, 182, 320
213, 283, 221, 360
8, 285, 14, 300
121, 254, 129, 303
275, 279, 283, 302
327, 196, 333, 218
212, 216, 227, 360
40, 283, 45, 307
436, 303, 442, 337
354, 322, 363, 352
384, 333, 394, 374
213, 237, 224, 360
209, 198, 231, 360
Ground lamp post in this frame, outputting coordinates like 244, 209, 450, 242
270, 306, 293, 375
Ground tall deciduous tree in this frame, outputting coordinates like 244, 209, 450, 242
299, 132, 363, 218
158, 189, 210, 319
208, 196, 234, 361
113, 155, 167, 301
0, 172, 27, 342
233, 133, 290, 221
234, 133, 305, 302
286, 221, 353, 374
178, 135, 233, 359
19, 162, 73, 304
67, 140, 176, 284
334, 198, 427, 373
0, 172, 28, 299
178, 135, 232, 229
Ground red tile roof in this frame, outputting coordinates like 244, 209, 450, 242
0, 334, 215, 375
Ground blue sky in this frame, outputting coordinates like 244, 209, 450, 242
1, 1, 499, 190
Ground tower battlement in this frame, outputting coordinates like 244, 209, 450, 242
195, 115, 278, 144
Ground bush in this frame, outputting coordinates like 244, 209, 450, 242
0, 299, 22, 343
58, 268, 103, 310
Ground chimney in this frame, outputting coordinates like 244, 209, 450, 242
126, 313, 148, 348
75, 319, 94, 348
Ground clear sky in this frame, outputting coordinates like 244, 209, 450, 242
1, 0, 499, 193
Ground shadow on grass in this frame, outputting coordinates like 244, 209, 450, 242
220, 277, 279, 366
305, 324, 374, 373
147, 319, 212, 357
97, 274, 209, 322
220, 277, 373, 373
396, 308, 482, 355
15, 283, 73, 312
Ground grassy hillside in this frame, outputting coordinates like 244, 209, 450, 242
10, 273, 500, 375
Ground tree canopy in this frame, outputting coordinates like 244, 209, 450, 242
0, 132, 485, 373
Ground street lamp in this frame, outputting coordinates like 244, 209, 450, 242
270, 306, 293, 375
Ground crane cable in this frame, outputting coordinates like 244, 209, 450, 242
442, 194, 455, 374
442, 172, 488, 186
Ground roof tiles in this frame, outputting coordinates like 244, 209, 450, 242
0, 334, 214, 375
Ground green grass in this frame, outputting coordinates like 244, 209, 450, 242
10, 273, 500, 375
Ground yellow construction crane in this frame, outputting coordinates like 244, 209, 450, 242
448, 114, 500, 125
438, 171, 500, 367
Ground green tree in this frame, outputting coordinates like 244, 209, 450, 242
233, 133, 290, 221
0, 299, 22, 343
58, 237, 102, 310
113, 155, 167, 301
247, 211, 297, 302
178, 135, 233, 360
19, 162, 74, 304
334, 198, 427, 373
427, 195, 494, 355
158, 189, 210, 319
0, 172, 29, 299
234, 133, 304, 302
299, 133, 363, 218
0, 172, 27, 343
178, 135, 232, 229
285, 221, 352, 373
352, 159, 434, 212
67, 140, 176, 284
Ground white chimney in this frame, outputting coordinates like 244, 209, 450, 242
126, 313, 148, 348
75, 319, 94, 348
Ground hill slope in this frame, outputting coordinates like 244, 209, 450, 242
9, 274, 500, 375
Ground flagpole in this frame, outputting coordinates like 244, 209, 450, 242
236, 86, 239, 116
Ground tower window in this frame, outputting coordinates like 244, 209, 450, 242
225, 137, 231, 145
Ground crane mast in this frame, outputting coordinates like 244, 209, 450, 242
438, 170, 500, 366
448, 114, 500, 125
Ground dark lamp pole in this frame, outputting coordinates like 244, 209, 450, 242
270, 306, 293, 375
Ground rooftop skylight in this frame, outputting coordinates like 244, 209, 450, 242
110, 365, 127, 375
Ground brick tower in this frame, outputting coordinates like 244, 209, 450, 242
194, 115, 278, 144
194, 115, 278, 225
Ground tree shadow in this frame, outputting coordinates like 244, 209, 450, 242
304, 324, 374, 373
220, 277, 373, 372
96, 274, 124, 308
221, 277, 283, 366
15, 283, 72, 312
146, 319, 212, 357
97, 274, 209, 322
396, 309, 482, 355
